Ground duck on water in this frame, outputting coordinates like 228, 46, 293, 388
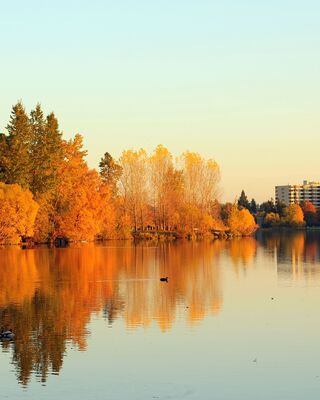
0, 329, 15, 340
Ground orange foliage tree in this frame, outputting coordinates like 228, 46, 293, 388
53, 135, 116, 241
302, 201, 318, 226
0, 183, 39, 244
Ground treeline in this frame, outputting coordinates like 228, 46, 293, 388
0, 102, 257, 244
260, 200, 318, 228
236, 190, 319, 228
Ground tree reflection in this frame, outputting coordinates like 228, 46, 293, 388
4, 234, 313, 385
226, 238, 257, 273
260, 230, 320, 279
0, 241, 224, 385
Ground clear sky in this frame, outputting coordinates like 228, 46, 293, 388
1, 0, 319, 202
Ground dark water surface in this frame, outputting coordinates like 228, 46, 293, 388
1, 231, 320, 399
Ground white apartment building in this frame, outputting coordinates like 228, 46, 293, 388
275, 181, 320, 208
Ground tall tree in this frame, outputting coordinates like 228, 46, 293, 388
302, 200, 318, 226
150, 145, 176, 230
275, 201, 287, 218
30, 106, 63, 196
99, 152, 122, 194
53, 134, 108, 241
118, 149, 148, 231
260, 199, 276, 214
250, 198, 257, 213
238, 190, 250, 210
0, 133, 8, 181
3, 102, 33, 188
180, 151, 220, 232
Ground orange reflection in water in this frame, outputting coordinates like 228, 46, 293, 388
261, 231, 320, 280
0, 236, 270, 385
226, 238, 257, 272
0, 241, 226, 385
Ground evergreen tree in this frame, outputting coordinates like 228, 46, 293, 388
99, 152, 122, 194
301, 201, 318, 226
29, 104, 46, 194
238, 190, 250, 210
260, 199, 276, 213
250, 198, 257, 213
0, 133, 8, 181
4, 102, 32, 188
276, 201, 287, 218
30, 105, 63, 195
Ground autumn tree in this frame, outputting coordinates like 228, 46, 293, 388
302, 201, 318, 226
53, 135, 102, 241
284, 204, 305, 227
0, 183, 39, 244
149, 145, 183, 230
118, 149, 148, 231
227, 204, 258, 236
162, 167, 184, 230
180, 151, 220, 233
263, 212, 280, 227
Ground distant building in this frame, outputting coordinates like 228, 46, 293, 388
275, 181, 320, 208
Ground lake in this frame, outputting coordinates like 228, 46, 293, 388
1, 231, 320, 399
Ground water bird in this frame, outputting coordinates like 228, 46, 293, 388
0, 329, 15, 340
160, 277, 168, 282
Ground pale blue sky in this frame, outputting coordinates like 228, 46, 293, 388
1, 0, 319, 202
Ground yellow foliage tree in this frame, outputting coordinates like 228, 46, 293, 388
284, 204, 305, 226
0, 183, 39, 244
179, 151, 220, 234
264, 212, 280, 227
118, 149, 148, 231
227, 204, 258, 236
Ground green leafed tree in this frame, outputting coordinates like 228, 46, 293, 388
29, 105, 63, 196
99, 152, 122, 194
250, 198, 257, 213
0, 133, 8, 181
2, 101, 33, 188
259, 199, 276, 214
237, 190, 250, 210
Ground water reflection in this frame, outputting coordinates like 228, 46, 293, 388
0, 241, 227, 385
259, 231, 320, 280
1, 233, 320, 386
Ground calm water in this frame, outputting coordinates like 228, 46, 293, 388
1, 231, 320, 399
